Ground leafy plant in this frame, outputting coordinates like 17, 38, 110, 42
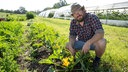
48, 13, 54, 18
26, 12, 35, 19
96, 10, 128, 20
6, 14, 26, 21
0, 22, 24, 72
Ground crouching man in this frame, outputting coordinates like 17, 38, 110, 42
66, 3, 106, 69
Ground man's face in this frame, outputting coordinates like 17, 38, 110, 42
72, 9, 84, 22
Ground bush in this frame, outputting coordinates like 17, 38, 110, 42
0, 22, 24, 72
6, 14, 26, 21
26, 12, 35, 19
16, 16, 26, 21
48, 13, 54, 18
6, 15, 15, 21
60, 14, 64, 17
96, 11, 128, 20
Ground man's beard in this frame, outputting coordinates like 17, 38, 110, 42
76, 16, 84, 22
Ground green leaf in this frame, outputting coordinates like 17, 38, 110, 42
39, 59, 53, 64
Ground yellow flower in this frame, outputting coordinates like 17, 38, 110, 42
53, 44, 60, 48
62, 57, 70, 67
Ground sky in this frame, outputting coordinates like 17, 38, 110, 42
0, 0, 128, 11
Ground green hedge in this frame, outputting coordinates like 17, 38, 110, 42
96, 11, 128, 20
26, 12, 35, 19
6, 14, 26, 21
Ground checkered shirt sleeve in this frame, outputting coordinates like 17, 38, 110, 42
90, 14, 104, 32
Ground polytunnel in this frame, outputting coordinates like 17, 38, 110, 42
85, 1, 128, 27
39, 9, 57, 17
39, 1, 128, 27
53, 4, 72, 19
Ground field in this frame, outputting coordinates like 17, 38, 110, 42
36, 17, 128, 71
0, 13, 128, 72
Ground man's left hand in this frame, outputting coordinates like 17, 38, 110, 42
81, 42, 91, 54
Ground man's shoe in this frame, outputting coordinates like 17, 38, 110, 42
92, 60, 100, 71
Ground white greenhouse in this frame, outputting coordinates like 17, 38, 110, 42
39, 9, 57, 18
39, 1, 128, 27
53, 4, 72, 19
39, 4, 72, 19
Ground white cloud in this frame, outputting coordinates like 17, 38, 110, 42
0, 0, 127, 11
0, 0, 59, 11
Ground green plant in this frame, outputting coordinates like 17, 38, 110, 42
5, 14, 26, 21
48, 13, 54, 18
96, 10, 128, 20
37, 17, 128, 72
0, 22, 24, 72
60, 14, 64, 17
26, 12, 35, 19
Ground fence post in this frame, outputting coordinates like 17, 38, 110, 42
106, 9, 108, 24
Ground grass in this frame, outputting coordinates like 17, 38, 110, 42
34, 17, 128, 71
0, 12, 9, 17
34, 17, 70, 37
0, 12, 26, 17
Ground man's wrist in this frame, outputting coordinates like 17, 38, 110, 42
86, 40, 92, 45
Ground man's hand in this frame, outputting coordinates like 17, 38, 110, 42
70, 48, 76, 56
81, 42, 91, 54
68, 46, 76, 56
68, 35, 76, 56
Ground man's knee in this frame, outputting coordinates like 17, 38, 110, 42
94, 38, 106, 49
98, 38, 106, 49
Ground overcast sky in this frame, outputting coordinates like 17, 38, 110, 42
0, 0, 128, 11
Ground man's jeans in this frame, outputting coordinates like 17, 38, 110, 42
73, 41, 95, 50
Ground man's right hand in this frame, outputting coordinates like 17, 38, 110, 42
66, 43, 76, 56
68, 47, 76, 56
68, 35, 77, 56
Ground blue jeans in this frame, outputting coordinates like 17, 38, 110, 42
73, 41, 95, 50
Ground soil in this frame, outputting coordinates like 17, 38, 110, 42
17, 46, 53, 72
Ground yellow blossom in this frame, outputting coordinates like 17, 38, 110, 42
62, 57, 70, 67
54, 44, 60, 48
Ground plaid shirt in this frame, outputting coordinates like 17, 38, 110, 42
70, 13, 103, 42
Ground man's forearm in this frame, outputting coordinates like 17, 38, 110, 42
69, 35, 76, 48
87, 29, 104, 45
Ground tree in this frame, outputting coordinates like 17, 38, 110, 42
43, 7, 52, 11
0, 9, 4, 12
53, 3, 61, 8
53, 0, 67, 8
14, 7, 27, 14
43, 0, 68, 11
60, 0, 67, 6
18, 7, 27, 14
26, 12, 35, 19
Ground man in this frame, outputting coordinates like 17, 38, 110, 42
66, 3, 106, 69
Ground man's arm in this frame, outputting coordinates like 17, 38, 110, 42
87, 29, 104, 45
69, 19, 77, 55
69, 35, 76, 47
68, 35, 76, 56
82, 29, 104, 53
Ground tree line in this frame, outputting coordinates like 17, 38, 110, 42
43, 0, 69, 11
0, 7, 41, 14
0, 0, 68, 14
